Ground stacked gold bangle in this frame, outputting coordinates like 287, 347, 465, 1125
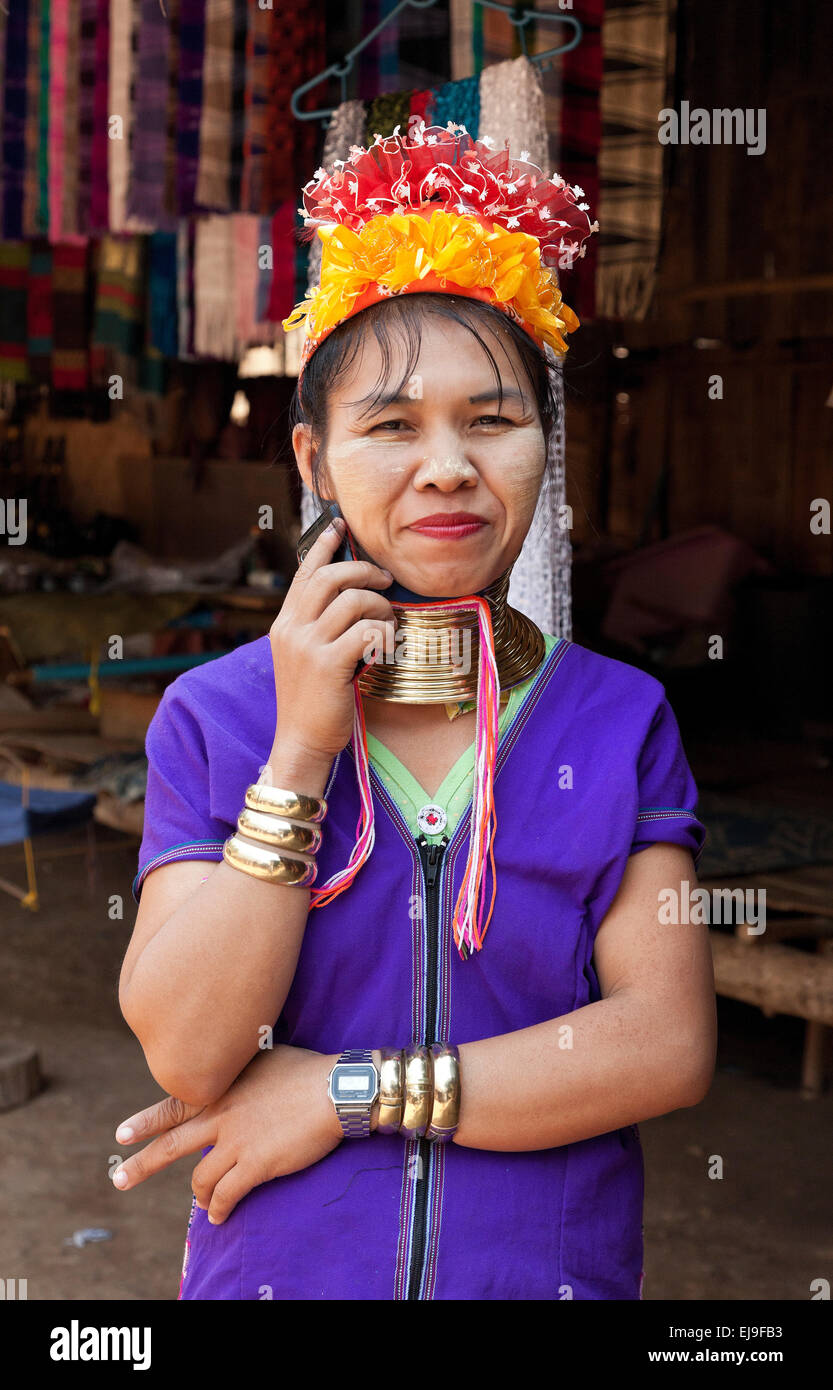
223, 783, 328, 887
377, 1043, 461, 1144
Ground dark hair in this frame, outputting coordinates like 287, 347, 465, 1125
288, 291, 560, 523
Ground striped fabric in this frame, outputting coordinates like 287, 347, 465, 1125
27, 237, 53, 385
128, 0, 173, 227
195, 0, 235, 211
90, 0, 111, 233
596, 0, 674, 319
0, 242, 31, 382
48, 0, 70, 242
76, 0, 97, 236
60, 0, 83, 240
22, 0, 40, 236
176, 0, 207, 218
241, 1, 271, 213
90, 234, 146, 388
1, 0, 27, 239
51, 242, 89, 389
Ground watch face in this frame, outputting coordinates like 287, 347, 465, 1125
329, 1063, 378, 1105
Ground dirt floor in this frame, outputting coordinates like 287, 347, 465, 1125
1, 820, 831, 1302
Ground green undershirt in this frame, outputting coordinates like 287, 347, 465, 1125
365, 631, 558, 843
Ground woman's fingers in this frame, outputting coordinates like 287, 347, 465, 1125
205, 1163, 252, 1226
190, 1145, 235, 1212
114, 1093, 204, 1146
111, 1112, 215, 1191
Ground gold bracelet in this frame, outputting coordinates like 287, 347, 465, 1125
425, 1043, 460, 1143
245, 783, 327, 823
376, 1047, 405, 1135
236, 805, 322, 854
222, 833, 317, 886
399, 1044, 433, 1140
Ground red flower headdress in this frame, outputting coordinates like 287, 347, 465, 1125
283, 118, 598, 379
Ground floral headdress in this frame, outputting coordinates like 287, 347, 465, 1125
282, 118, 598, 379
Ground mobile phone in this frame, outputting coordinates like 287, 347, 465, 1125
295, 502, 380, 680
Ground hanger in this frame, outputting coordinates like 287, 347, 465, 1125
291, 0, 583, 125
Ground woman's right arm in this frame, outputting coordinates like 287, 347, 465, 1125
119, 517, 396, 1108
119, 742, 332, 1108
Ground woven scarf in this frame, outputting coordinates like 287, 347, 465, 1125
90, 235, 146, 388
193, 213, 236, 359
2, 0, 27, 239
195, 0, 234, 211
22, 0, 40, 237
48, 0, 69, 242
364, 90, 413, 144
228, 0, 247, 211
76, 0, 97, 235
241, 0, 271, 213
27, 237, 53, 386
60, 0, 83, 240
0, 7, 7, 219
0, 242, 31, 382
265, 2, 325, 209
264, 201, 296, 325
176, 0, 207, 218
128, 0, 171, 226
232, 214, 276, 355
176, 216, 197, 360
163, 0, 182, 225
255, 213, 273, 322
148, 232, 179, 358
90, 0, 111, 233
108, 0, 135, 233
52, 242, 90, 389
597, 0, 672, 319
36, 0, 50, 234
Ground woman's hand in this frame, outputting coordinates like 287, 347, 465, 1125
111, 1045, 344, 1225
269, 515, 397, 766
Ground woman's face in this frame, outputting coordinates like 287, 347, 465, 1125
293, 311, 547, 597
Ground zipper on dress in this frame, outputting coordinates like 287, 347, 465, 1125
406, 832, 449, 1301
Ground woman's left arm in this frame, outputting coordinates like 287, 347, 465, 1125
452, 842, 716, 1150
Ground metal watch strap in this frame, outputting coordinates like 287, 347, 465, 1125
334, 1047, 375, 1138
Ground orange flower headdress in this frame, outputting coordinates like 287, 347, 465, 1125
282, 117, 598, 378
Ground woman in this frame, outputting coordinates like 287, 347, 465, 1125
115, 123, 716, 1300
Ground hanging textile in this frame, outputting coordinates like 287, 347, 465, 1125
108, 0, 144, 234
228, 0, 247, 212
128, 0, 173, 227
163, 0, 182, 225
36, 0, 50, 235
1, 0, 27, 240
176, 217, 197, 361
597, 0, 672, 319
0, 242, 31, 382
193, 214, 237, 359
176, 0, 207, 219
241, 2, 271, 214
232, 214, 277, 356
90, 0, 111, 234
195, 0, 235, 211
364, 91, 413, 146
90, 234, 146, 388
148, 233, 179, 360
51, 242, 89, 390
27, 237, 52, 386
48, 0, 69, 242
22, 0, 40, 237
60, 0, 84, 241
76, 0, 97, 236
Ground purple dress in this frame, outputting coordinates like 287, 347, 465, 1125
133, 634, 705, 1300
